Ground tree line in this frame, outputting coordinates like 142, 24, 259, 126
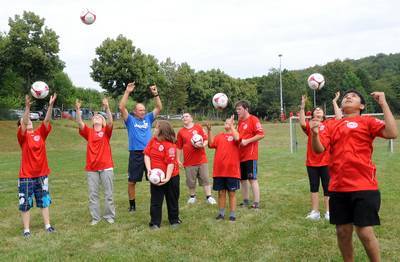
1, 11, 399, 119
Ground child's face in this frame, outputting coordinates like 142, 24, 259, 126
341, 92, 364, 113
313, 108, 324, 119
224, 119, 231, 131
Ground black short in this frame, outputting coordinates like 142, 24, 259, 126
128, 150, 148, 182
306, 166, 330, 195
213, 177, 240, 191
329, 190, 381, 227
240, 160, 258, 180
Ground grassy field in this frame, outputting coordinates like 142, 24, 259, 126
0, 119, 399, 261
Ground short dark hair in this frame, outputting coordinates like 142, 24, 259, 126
235, 100, 250, 110
342, 89, 366, 113
17, 118, 22, 127
311, 107, 325, 120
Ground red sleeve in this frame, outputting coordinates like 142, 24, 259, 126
17, 127, 26, 146
176, 130, 183, 149
253, 117, 264, 136
319, 121, 331, 149
105, 124, 113, 138
208, 133, 219, 149
165, 144, 177, 164
144, 138, 153, 156
79, 124, 90, 140
198, 125, 208, 140
303, 121, 310, 135
39, 122, 52, 140
368, 117, 385, 138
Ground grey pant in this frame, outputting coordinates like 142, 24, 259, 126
87, 170, 115, 221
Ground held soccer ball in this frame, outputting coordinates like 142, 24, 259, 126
80, 9, 96, 25
149, 168, 166, 184
191, 133, 203, 147
212, 93, 228, 110
307, 73, 325, 90
30, 81, 49, 99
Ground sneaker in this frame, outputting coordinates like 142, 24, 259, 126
23, 231, 31, 238
171, 221, 181, 229
90, 220, 100, 226
249, 203, 260, 209
206, 196, 217, 205
324, 211, 330, 221
229, 216, 236, 222
215, 214, 225, 220
128, 206, 136, 212
187, 197, 196, 204
306, 210, 320, 221
150, 225, 160, 230
46, 226, 56, 233
239, 201, 250, 207
105, 218, 115, 224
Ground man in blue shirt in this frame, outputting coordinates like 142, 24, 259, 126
119, 82, 162, 212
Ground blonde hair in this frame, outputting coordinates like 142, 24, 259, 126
92, 114, 106, 128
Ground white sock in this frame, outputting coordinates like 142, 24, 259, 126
24, 228, 30, 233
45, 224, 51, 230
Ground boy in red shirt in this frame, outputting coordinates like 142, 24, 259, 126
144, 120, 181, 229
206, 116, 241, 221
310, 90, 398, 261
235, 101, 265, 209
17, 94, 57, 238
76, 98, 115, 225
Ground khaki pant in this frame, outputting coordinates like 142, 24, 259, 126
87, 169, 115, 221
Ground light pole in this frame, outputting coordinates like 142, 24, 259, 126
279, 54, 284, 121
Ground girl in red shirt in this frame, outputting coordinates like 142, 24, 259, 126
144, 120, 180, 229
76, 98, 115, 225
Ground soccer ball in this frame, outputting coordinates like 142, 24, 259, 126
191, 133, 203, 147
149, 168, 166, 184
80, 9, 96, 25
30, 81, 49, 99
307, 73, 325, 90
212, 93, 228, 109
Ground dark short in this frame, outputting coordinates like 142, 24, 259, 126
213, 177, 240, 191
240, 160, 258, 180
128, 150, 147, 182
306, 166, 330, 196
18, 176, 51, 212
329, 190, 381, 227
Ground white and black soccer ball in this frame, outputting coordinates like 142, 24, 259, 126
190, 134, 203, 147
307, 73, 325, 90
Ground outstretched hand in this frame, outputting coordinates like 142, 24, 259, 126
102, 97, 109, 109
25, 95, 31, 108
333, 91, 340, 102
301, 95, 307, 108
49, 93, 57, 106
149, 85, 158, 96
370, 92, 387, 106
75, 99, 81, 110
204, 122, 212, 132
126, 82, 135, 93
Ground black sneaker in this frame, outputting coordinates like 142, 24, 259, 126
215, 214, 225, 220
229, 216, 236, 222
23, 231, 31, 238
46, 226, 56, 233
128, 206, 136, 212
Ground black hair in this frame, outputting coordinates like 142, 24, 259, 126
342, 89, 366, 113
311, 107, 326, 120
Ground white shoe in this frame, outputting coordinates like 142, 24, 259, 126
105, 218, 115, 224
187, 197, 196, 204
206, 196, 217, 205
90, 220, 100, 226
306, 210, 320, 221
324, 211, 330, 221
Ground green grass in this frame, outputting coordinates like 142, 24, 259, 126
0, 119, 399, 261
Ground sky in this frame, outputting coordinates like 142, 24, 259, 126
1, 0, 399, 91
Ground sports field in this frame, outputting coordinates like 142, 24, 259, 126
0, 119, 399, 261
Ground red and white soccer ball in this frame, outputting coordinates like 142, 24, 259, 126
149, 168, 166, 184
30, 81, 49, 99
80, 9, 96, 25
307, 73, 325, 90
212, 93, 228, 110
191, 133, 203, 147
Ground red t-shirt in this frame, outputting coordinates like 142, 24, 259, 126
144, 137, 179, 177
237, 115, 264, 161
17, 123, 52, 178
209, 132, 241, 179
321, 116, 385, 192
79, 124, 114, 171
303, 121, 330, 166
176, 124, 208, 167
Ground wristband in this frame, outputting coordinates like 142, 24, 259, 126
153, 94, 159, 97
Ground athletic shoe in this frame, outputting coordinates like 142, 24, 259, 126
150, 225, 160, 230
23, 231, 31, 238
239, 201, 250, 207
46, 226, 56, 233
171, 221, 181, 229
206, 196, 217, 205
229, 216, 236, 222
324, 211, 330, 221
215, 214, 225, 220
187, 197, 196, 204
105, 218, 115, 224
90, 220, 100, 226
306, 210, 320, 221
128, 206, 136, 212
249, 203, 260, 209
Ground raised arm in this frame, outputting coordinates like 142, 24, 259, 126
21, 95, 31, 133
228, 115, 240, 141
371, 92, 398, 139
44, 93, 57, 128
332, 91, 343, 120
119, 82, 135, 121
299, 95, 307, 129
310, 118, 325, 154
205, 122, 214, 147
149, 85, 162, 117
75, 99, 85, 130
103, 97, 113, 127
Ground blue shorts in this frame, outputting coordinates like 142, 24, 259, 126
240, 160, 258, 180
18, 176, 52, 212
213, 177, 240, 191
128, 150, 148, 182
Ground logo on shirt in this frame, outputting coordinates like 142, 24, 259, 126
375, 119, 384, 124
97, 131, 104, 138
346, 122, 358, 129
256, 122, 262, 130
158, 145, 164, 151
319, 124, 325, 131
33, 135, 41, 142
227, 136, 234, 142
242, 124, 248, 130
134, 121, 149, 129
168, 148, 176, 157
192, 130, 198, 135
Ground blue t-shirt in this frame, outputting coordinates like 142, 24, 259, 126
125, 112, 155, 150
